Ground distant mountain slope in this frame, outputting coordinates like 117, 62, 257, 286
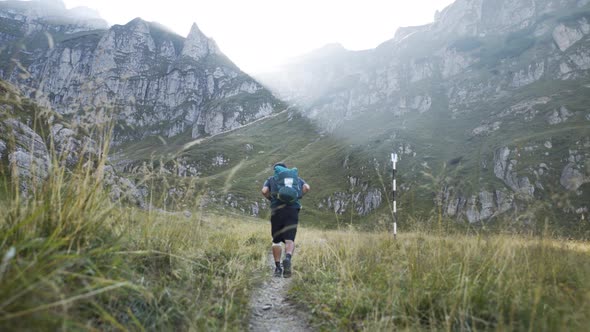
0, 0, 285, 143
257, 0, 590, 225
111, 107, 389, 226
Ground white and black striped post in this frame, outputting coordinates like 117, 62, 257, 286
391, 152, 398, 239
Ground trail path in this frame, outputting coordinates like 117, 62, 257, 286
249, 254, 313, 332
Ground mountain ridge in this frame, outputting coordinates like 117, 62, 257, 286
0, 1, 285, 144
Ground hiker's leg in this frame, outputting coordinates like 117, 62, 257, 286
270, 208, 281, 262
284, 207, 299, 258
282, 208, 299, 278
272, 242, 282, 263
282, 240, 294, 278
272, 242, 283, 277
271, 208, 285, 275
285, 240, 295, 256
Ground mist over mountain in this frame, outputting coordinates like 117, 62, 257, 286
1, 0, 589, 229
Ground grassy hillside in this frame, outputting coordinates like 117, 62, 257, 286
112, 109, 368, 227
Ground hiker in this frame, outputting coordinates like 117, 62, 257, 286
261, 162, 310, 278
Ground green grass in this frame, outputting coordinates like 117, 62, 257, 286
0, 159, 271, 330
291, 226, 590, 331
0, 114, 272, 329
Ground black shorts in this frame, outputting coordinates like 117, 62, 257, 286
271, 206, 300, 243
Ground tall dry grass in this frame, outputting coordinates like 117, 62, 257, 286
291, 227, 590, 331
0, 128, 271, 330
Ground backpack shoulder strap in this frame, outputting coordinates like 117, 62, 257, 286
268, 176, 278, 193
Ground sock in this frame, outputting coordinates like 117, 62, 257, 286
275, 261, 281, 269
286, 253, 292, 261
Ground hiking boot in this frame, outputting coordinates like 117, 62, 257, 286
282, 259, 292, 278
274, 266, 283, 277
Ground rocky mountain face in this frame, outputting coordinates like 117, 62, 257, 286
0, 0, 283, 143
257, 0, 590, 224
0, 80, 148, 206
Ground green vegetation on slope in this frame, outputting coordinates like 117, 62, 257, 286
113, 109, 359, 226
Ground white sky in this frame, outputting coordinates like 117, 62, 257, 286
62, 0, 456, 73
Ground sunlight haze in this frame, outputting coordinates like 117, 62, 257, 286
62, 0, 455, 73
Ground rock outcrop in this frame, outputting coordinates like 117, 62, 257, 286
182, 23, 220, 61
0, 80, 147, 206
0, 139, 6, 160
444, 188, 515, 223
1, 119, 50, 192
560, 148, 590, 191
0, 0, 108, 37
493, 147, 535, 198
552, 18, 590, 51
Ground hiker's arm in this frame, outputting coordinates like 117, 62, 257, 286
261, 186, 271, 200
300, 178, 310, 195
302, 183, 310, 194
262, 178, 271, 200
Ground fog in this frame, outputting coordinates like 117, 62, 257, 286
60, 0, 455, 73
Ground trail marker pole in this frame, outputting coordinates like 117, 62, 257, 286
391, 153, 398, 239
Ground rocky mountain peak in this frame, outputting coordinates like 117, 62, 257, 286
125, 17, 151, 33
431, 0, 589, 37
128, 16, 147, 25
182, 22, 219, 60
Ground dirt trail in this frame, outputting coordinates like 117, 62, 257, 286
248, 254, 313, 332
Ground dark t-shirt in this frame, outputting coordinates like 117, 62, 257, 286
263, 176, 307, 209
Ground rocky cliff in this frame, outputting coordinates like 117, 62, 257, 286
0, 0, 283, 143
0, 80, 147, 206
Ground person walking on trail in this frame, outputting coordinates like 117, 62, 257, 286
261, 162, 310, 278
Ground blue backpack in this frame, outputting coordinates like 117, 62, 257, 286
272, 166, 302, 205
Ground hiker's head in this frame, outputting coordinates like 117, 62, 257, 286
273, 162, 287, 170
